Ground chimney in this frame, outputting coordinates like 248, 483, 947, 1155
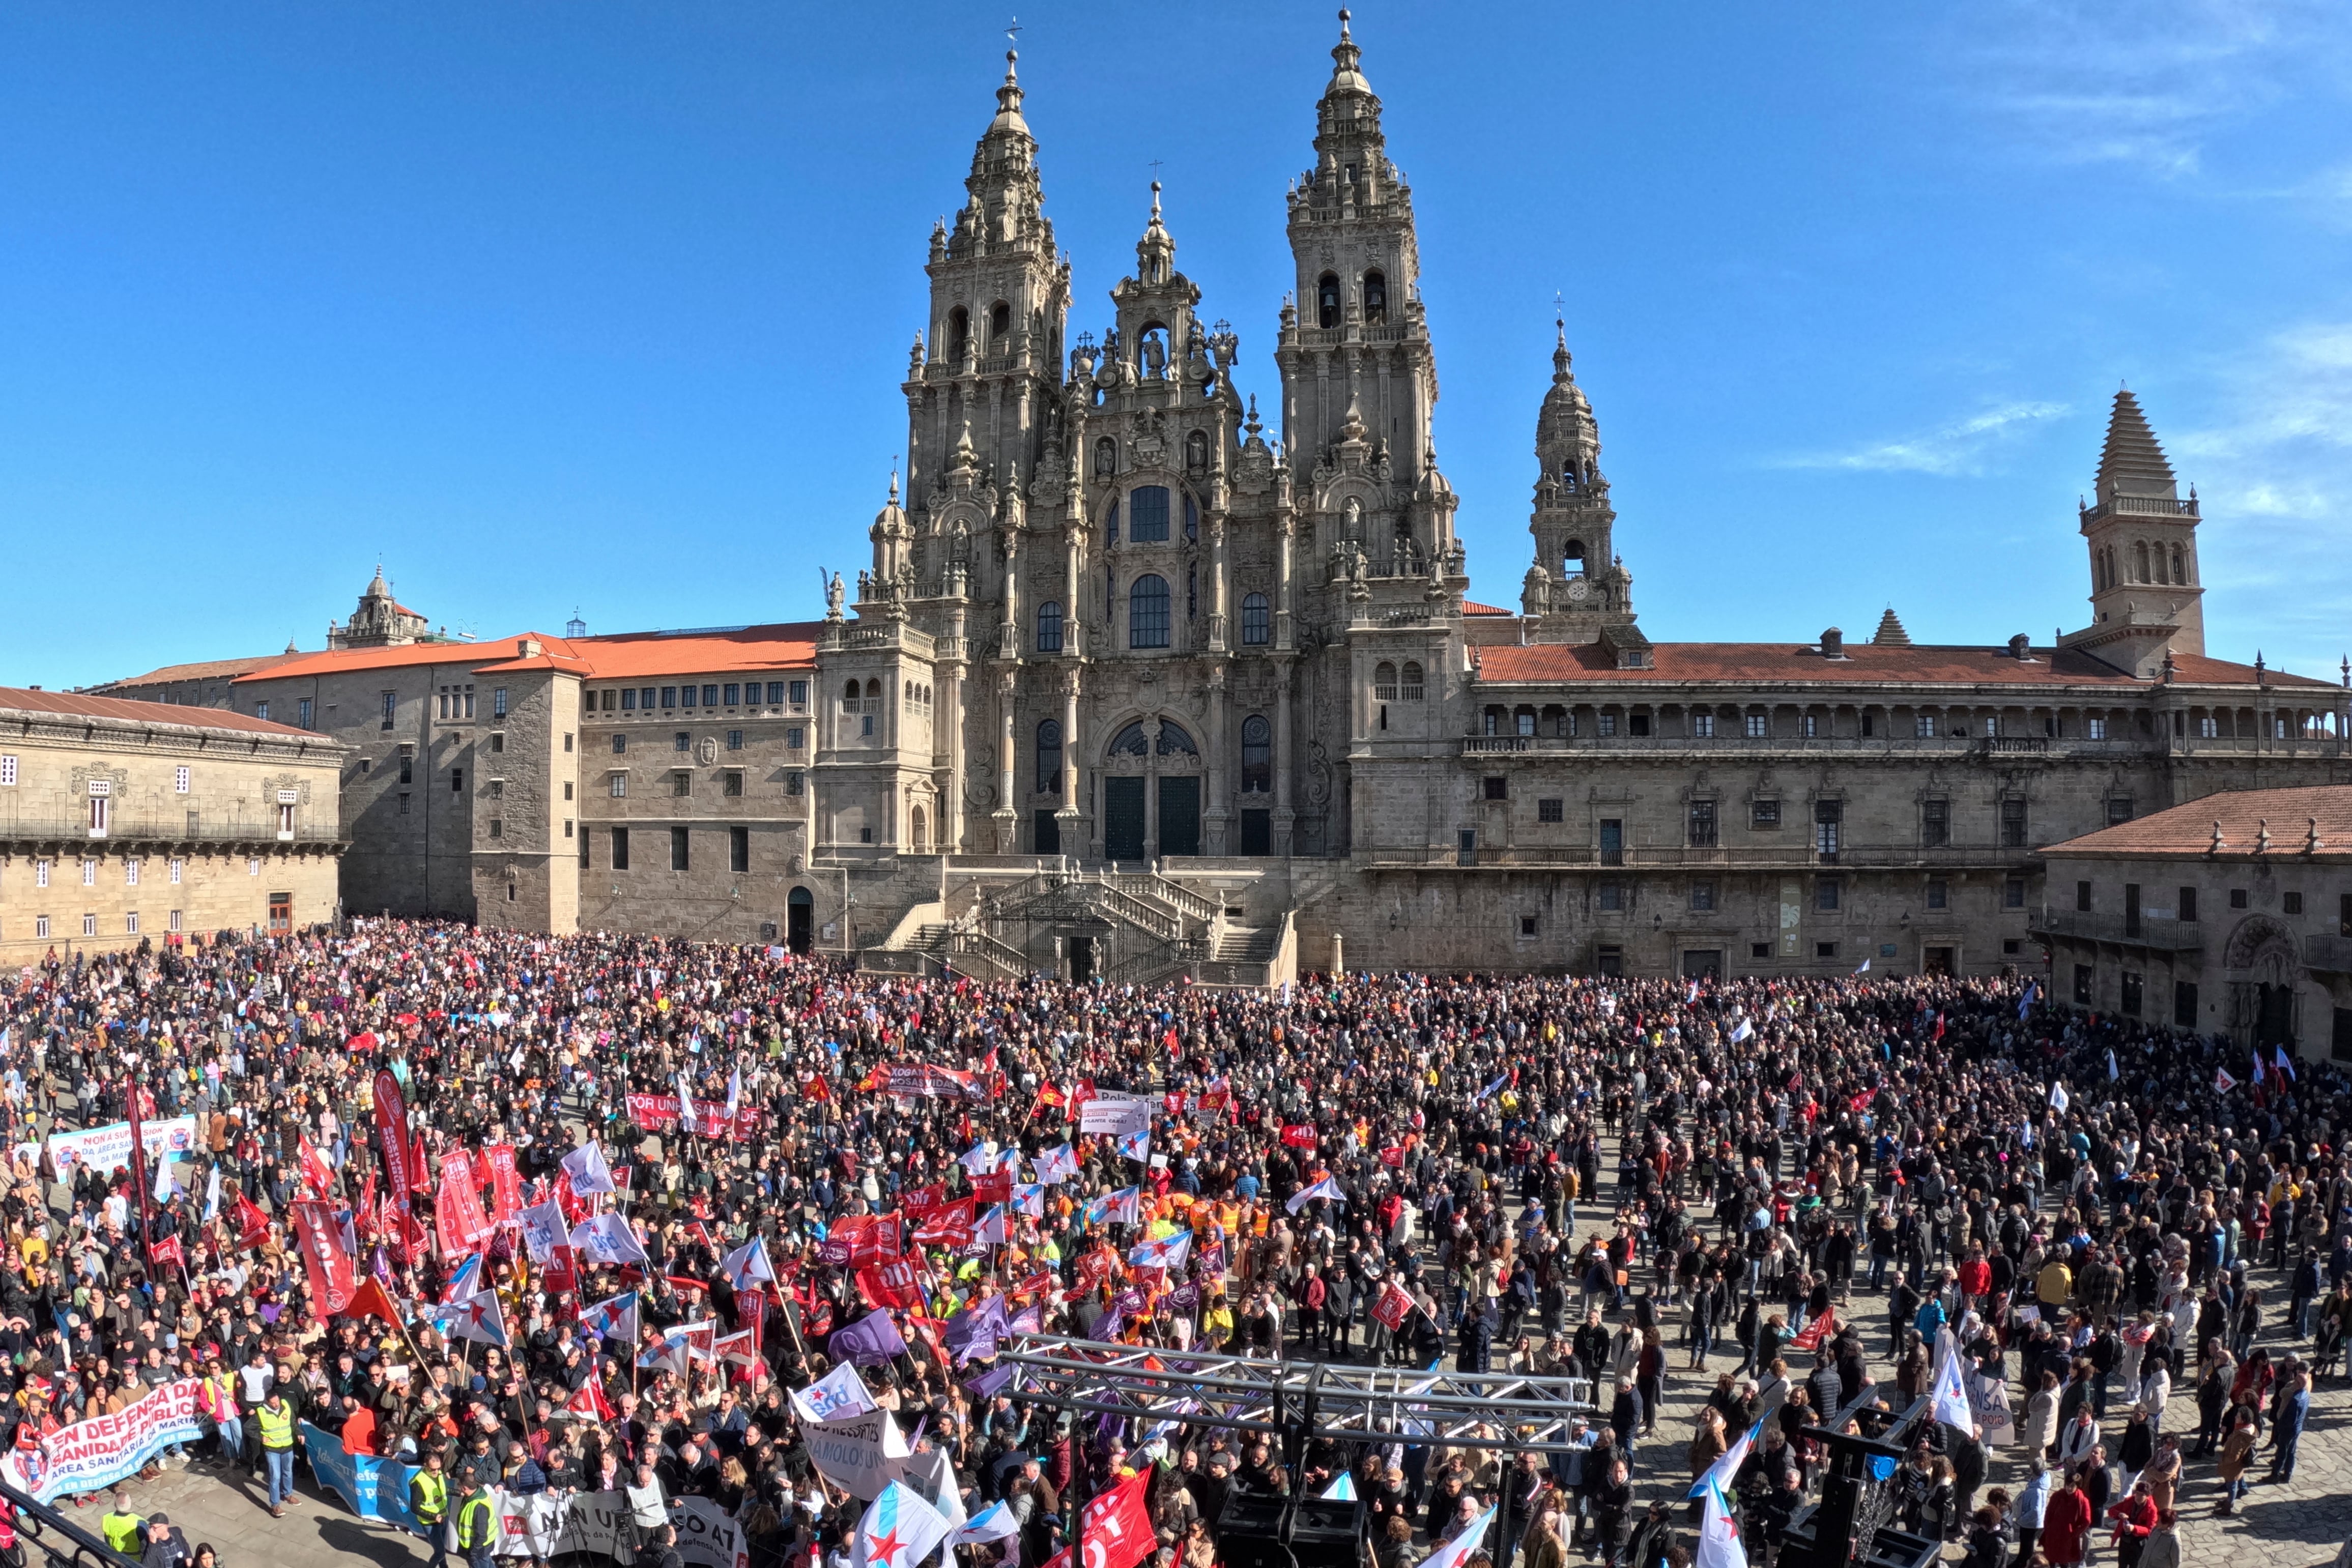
1820, 628, 1845, 659
519, 636, 542, 657
2008, 633, 2033, 661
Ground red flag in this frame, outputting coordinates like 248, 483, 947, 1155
970, 1170, 1013, 1205
293, 1199, 357, 1318
436, 1148, 496, 1259
541, 1242, 579, 1297
372, 1070, 413, 1226
798, 1071, 832, 1105
296, 1137, 336, 1199
345, 1276, 404, 1326
1080, 1470, 1155, 1568
855, 1260, 924, 1310
233, 1195, 271, 1253
482, 1144, 524, 1227
1280, 1124, 1320, 1149
899, 1184, 945, 1219
409, 1130, 432, 1197
148, 1235, 185, 1272
1790, 1307, 1838, 1354
565, 1377, 616, 1420
911, 1199, 975, 1248
1370, 1280, 1417, 1331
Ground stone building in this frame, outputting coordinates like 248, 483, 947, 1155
0, 687, 347, 961
79, 14, 2352, 989
2036, 784, 2352, 1059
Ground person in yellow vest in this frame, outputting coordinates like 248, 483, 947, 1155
255, 1387, 298, 1518
454, 1476, 499, 1568
411, 1453, 453, 1568
98, 1491, 144, 1555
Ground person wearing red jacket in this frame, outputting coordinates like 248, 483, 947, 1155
2104, 1482, 2160, 1568
2041, 1472, 2095, 1567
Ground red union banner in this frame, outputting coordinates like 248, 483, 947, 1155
1080, 1470, 1155, 1568
886, 1065, 991, 1102
819, 1214, 903, 1269
437, 1148, 496, 1257
372, 1071, 412, 1223
482, 1144, 524, 1227
293, 1200, 357, 1318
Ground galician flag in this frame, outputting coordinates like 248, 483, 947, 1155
1320, 1471, 1357, 1501
851, 1480, 954, 1568
1128, 1230, 1192, 1270
1415, 1506, 1496, 1568
723, 1236, 776, 1294
1930, 1335, 1976, 1432
1690, 1419, 1762, 1501
1285, 1173, 1346, 1214
1696, 1482, 1747, 1568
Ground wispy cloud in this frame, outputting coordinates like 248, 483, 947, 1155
2171, 321, 2352, 670
1944, 0, 2337, 176
1777, 401, 2069, 477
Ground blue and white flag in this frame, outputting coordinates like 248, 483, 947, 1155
851, 1481, 954, 1568
1321, 1471, 1357, 1501
1696, 1482, 1746, 1568
448, 1288, 510, 1349
1012, 1182, 1047, 1218
1033, 1144, 1078, 1184
954, 1500, 1019, 1547
1929, 1335, 1976, 1431
2017, 981, 2039, 1020
1690, 1419, 1762, 1501
1286, 1173, 1346, 1215
1082, 1187, 1139, 1226
792, 1361, 878, 1424
1473, 1073, 1508, 1105
1128, 1230, 1193, 1270
727, 1064, 742, 1117
958, 1142, 998, 1173
562, 1141, 616, 1196
1115, 1128, 1152, 1164
583, 1290, 639, 1346
2048, 1081, 2070, 1115
976, 1203, 1008, 1244
723, 1236, 776, 1294
520, 1198, 566, 1263
570, 1211, 649, 1266
1415, 1506, 1495, 1568
1730, 1018, 1753, 1044
1852, 959, 1871, 975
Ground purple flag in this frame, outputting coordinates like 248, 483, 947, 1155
963, 1365, 1016, 1400
829, 1310, 908, 1367
943, 1295, 1011, 1364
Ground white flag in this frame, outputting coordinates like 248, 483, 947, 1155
570, 1212, 649, 1266
1930, 1335, 1975, 1431
1695, 1483, 1747, 1568
722, 1236, 776, 1294
1416, 1506, 1495, 1568
562, 1141, 616, 1195
851, 1481, 953, 1568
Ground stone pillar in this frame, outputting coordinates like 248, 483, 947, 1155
1064, 526, 1085, 657
1143, 716, 1163, 861
1273, 658, 1296, 856
993, 670, 1019, 852
1205, 666, 1230, 855
1275, 515, 1296, 650
1330, 932, 1343, 976
1057, 668, 1082, 851
942, 600, 967, 852
1208, 518, 1229, 651
999, 531, 1022, 661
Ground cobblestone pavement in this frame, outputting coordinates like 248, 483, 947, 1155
1585, 1140, 2352, 1568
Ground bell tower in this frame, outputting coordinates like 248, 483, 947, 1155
902, 51, 1072, 543
1274, 12, 1441, 511
1521, 318, 1636, 635
2061, 388, 2204, 675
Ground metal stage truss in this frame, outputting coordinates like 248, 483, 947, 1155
994, 1334, 1600, 1453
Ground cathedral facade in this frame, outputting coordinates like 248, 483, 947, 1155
87, 17, 2352, 1042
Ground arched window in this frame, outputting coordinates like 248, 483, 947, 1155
1109, 722, 1149, 756
1363, 270, 1387, 324
1317, 273, 1340, 330
1129, 486, 1170, 542
989, 300, 1012, 347
1185, 430, 1209, 476
2133, 540, 2150, 582
1156, 721, 1197, 754
1094, 437, 1116, 479
1564, 538, 1585, 568
1401, 661, 1425, 700
947, 306, 970, 362
1036, 720, 1063, 796
1129, 574, 1171, 648
909, 805, 927, 852
1241, 592, 1270, 646
864, 678, 881, 705
2170, 543, 2186, 585
1241, 715, 1272, 793
1036, 600, 1064, 653
1374, 661, 1399, 701
842, 680, 862, 714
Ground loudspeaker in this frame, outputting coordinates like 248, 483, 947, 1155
1215, 1494, 1363, 1568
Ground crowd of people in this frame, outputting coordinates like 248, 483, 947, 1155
1, 919, 2345, 1568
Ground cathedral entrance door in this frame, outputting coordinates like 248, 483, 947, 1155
1158, 777, 1200, 858
1105, 777, 1147, 861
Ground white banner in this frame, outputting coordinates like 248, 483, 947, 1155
672, 1497, 750, 1568
1078, 1094, 1152, 1135
46, 1117, 198, 1178
801, 1408, 911, 1501
0, 1377, 206, 1502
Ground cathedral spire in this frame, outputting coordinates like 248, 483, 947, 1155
2095, 387, 2177, 503
1135, 180, 1175, 281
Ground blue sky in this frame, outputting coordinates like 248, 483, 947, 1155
4, 1, 2347, 689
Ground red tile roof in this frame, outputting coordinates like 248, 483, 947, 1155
1462, 600, 1513, 616
1474, 641, 2337, 689
2043, 785, 2352, 861
235, 623, 822, 685
0, 686, 323, 738
95, 651, 308, 689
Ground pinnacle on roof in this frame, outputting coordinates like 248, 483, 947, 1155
987, 49, 1028, 137
1872, 607, 1911, 646
1135, 180, 1175, 276
2095, 388, 2178, 501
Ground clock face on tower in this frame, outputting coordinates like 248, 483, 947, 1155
1565, 574, 1591, 604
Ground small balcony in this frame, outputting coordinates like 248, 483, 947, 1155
2028, 909, 2204, 952
2303, 934, 2352, 973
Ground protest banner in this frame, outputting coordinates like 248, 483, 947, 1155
800, 1408, 911, 1500
301, 1420, 427, 1536
0, 1379, 207, 1503
44, 1116, 197, 1179
624, 1093, 763, 1141
673, 1497, 751, 1568
1078, 1094, 1153, 1135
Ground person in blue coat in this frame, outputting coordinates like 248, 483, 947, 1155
2265, 1363, 2311, 1483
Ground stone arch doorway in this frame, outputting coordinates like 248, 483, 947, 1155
786, 886, 814, 954
1101, 716, 1201, 861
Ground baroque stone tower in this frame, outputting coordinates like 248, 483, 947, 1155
2063, 389, 2204, 676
